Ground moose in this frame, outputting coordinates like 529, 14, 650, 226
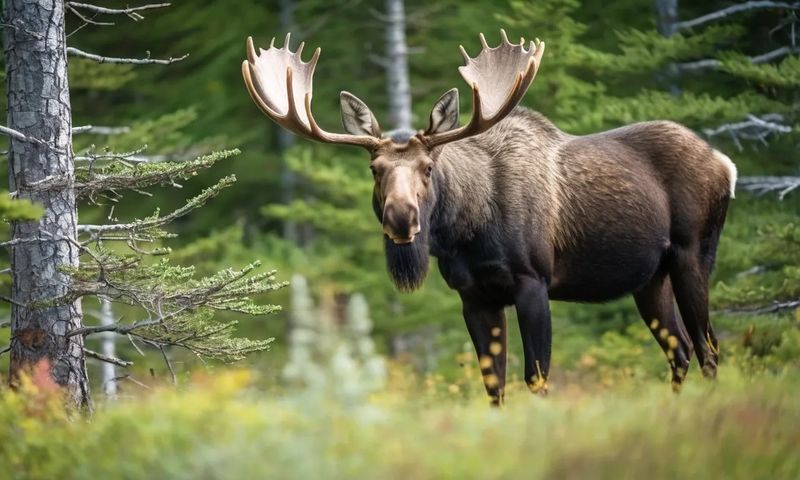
242, 31, 736, 405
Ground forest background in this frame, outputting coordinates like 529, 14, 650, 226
0, 1, 798, 477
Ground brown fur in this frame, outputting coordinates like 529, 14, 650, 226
370, 107, 734, 403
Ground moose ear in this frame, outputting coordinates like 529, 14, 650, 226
426, 88, 460, 134
340, 91, 382, 137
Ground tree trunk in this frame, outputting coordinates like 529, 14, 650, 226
655, 0, 678, 36
278, 0, 299, 244
4, 0, 90, 409
384, 0, 412, 131
100, 298, 117, 398
655, 0, 680, 95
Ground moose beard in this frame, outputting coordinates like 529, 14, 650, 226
383, 208, 431, 293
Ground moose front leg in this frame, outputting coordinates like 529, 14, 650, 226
461, 296, 507, 406
514, 275, 552, 394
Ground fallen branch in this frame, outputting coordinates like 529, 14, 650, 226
67, 47, 188, 65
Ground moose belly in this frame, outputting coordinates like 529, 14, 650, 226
548, 232, 668, 303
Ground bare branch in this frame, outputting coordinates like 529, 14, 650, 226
738, 176, 800, 199
67, 47, 188, 65
722, 298, 800, 315
678, 46, 799, 71
83, 347, 133, 367
160, 346, 177, 384
0, 294, 26, 307
77, 176, 236, 235
67, 2, 171, 21
66, 4, 113, 26
0, 124, 59, 149
69, 315, 174, 337
703, 113, 791, 149
676, 1, 800, 31
73, 125, 131, 135
0, 345, 10, 357
112, 374, 152, 390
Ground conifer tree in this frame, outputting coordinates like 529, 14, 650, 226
1, 1, 284, 408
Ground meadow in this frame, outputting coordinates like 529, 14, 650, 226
3, 336, 799, 480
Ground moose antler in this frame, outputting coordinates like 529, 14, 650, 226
422, 30, 545, 148
242, 34, 379, 149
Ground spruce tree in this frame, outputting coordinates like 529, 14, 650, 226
1, 1, 284, 408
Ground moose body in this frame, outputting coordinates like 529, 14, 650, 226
243, 31, 736, 405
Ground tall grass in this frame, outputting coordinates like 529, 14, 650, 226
1, 363, 798, 480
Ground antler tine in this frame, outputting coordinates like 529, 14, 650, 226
458, 45, 471, 64
422, 31, 545, 148
242, 34, 379, 150
479, 32, 489, 49
499, 29, 510, 44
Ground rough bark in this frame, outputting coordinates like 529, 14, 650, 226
384, 0, 412, 131
4, 0, 90, 408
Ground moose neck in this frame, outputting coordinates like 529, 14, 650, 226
382, 141, 494, 292
383, 108, 568, 291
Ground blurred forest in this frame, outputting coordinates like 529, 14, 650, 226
1, 0, 799, 477
2, 0, 799, 386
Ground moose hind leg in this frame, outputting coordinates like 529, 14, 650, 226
461, 296, 508, 406
669, 247, 719, 378
633, 271, 693, 389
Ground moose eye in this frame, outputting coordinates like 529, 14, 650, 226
425, 164, 433, 178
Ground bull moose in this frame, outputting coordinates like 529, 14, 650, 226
242, 31, 736, 405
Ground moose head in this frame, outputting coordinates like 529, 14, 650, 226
242, 31, 544, 251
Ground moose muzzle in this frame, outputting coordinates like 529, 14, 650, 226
383, 200, 421, 244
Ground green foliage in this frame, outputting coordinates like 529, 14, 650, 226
720, 53, 800, 88
1, 366, 799, 479
68, 59, 135, 91
30, 0, 796, 388
74, 149, 239, 201
715, 223, 800, 309
0, 194, 42, 222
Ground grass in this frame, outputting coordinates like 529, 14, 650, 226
2, 361, 798, 480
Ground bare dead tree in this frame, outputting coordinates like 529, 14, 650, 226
382, 0, 412, 131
